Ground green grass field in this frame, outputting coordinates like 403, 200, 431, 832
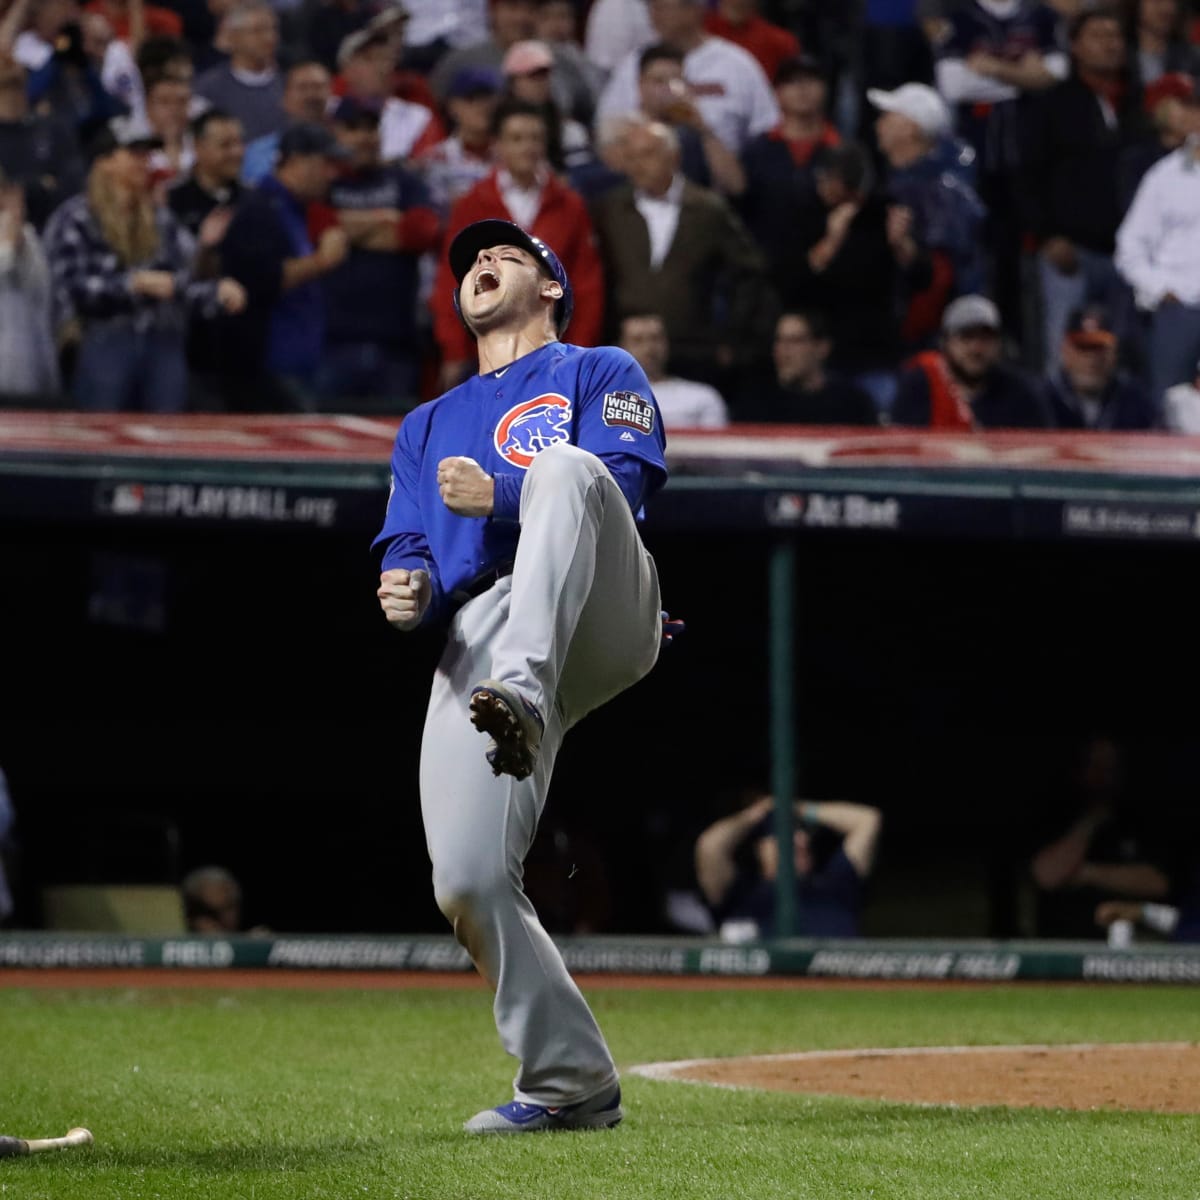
3, 981, 1199, 1199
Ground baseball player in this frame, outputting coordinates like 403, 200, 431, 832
373, 218, 676, 1134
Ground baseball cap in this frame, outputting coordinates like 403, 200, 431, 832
337, 26, 389, 67
942, 294, 1001, 336
1143, 71, 1196, 114
277, 121, 352, 161
87, 115, 164, 161
449, 218, 573, 335
366, 0, 409, 31
447, 66, 503, 98
1065, 305, 1117, 349
867, 82, 952, 139
331, 95, 382, 126
502, 39, 554, 77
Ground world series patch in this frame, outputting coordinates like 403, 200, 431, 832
602, 390, 655, 434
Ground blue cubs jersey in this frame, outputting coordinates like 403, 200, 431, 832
371, 342, 668, 615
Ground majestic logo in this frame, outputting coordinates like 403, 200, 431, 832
494, 393, 573, 469
602, 390, 654, 434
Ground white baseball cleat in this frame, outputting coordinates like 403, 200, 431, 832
463, 1084, 624, 1134
468, 679, 544, 780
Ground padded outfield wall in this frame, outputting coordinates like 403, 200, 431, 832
1, 417, 1198, 940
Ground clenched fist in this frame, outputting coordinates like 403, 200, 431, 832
437, 456, 494, 517
378, 568, 431, 631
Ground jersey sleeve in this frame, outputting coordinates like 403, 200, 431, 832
370, 410, 447, 620
574, 347, 669, 511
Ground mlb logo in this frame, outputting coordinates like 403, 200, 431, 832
602, 390, 654, 434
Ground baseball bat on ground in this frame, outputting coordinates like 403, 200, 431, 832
0, 1128, 93, 1158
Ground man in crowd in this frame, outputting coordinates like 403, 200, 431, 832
869, 80, 986, 349
1115, 102, 1200, 408
143, 71, 194, 182
0, 52, 85, 229
772, 140, 931, 418
633, 42, 744, 194
319, 96, 440, 406
737, 54, 838, 251
219, 122, 351, 410
242, 60, 332, 185
1042, 304, 1158, 429
415, 66, 500, 218
167, 107, 246, 408
337, 25, 442, 162
618, 310, 729, 428
0, 169, 59, 399
168, 108, 244, 235
892, 293, 1049, 428
694, 792, 883, 939
591, 117, 769, 388
739, 310, 878, 425
932, 0, 1069, 336
1019, 7, 1144, 370
194, 0, 287, 142
596, 0, 779, 154
433, 98, 603, 388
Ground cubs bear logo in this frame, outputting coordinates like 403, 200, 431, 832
494, 393, 573, 469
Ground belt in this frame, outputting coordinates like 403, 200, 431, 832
450, 560, 515, 609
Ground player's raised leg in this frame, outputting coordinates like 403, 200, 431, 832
473, 443, 661, 771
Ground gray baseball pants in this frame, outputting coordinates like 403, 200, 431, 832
419, 444, 662, 1106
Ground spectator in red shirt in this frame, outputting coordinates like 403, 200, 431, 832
432, 97, 603, 387
703, 0, 800, 84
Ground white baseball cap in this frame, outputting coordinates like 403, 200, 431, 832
867, 83, 952, 138
942, 294, 1001, 336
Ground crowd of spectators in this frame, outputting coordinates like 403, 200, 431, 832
1, 0, 1199, 428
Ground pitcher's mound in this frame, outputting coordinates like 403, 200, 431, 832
631, 1042, 1200, 1113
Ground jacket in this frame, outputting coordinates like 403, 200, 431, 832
590, 177, 771, 371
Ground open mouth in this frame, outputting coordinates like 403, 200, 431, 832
473, 268, 500, 295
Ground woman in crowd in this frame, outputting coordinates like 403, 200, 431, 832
42, 115, 245, 411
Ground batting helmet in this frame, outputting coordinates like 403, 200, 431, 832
449, 219, 574, 336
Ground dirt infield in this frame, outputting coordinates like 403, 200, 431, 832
633, 1042, 1200, 1113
